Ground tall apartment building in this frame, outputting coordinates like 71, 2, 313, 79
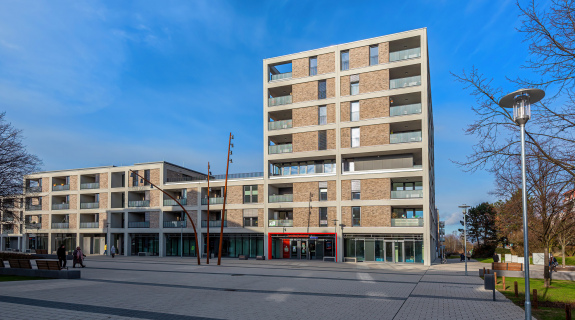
2, 28, 436, 265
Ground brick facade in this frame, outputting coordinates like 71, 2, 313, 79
360, 123, 390, 147
186, 188, 198, 206
99, 193, 108, 209
226, 209, 243, 227
317, 52, 335, 75
293, 81, 318, 103
257, 185, 264, 203
326, 104, 336, 124
340, 75, 350, 96
293, 106, 318, 127
361, 97, 389, 119
292, 57, 308, 78
293, 131, 318, 153
69, 176, 78, 191
147, 211, 160, 228
341, 178, 391, 200
378, 42, 389, 64
99, 173, 109, 189
99, 212, 108, 227
150, 169, 160, 185
293, 207, 316, 228
227, 186, 243, 204
41, 214, 49, 229
293, 182, 318, 202
349, 45, 369, 69
69, 213, 77, 229
41, 178, 50, 193
150, 190, 160, 207
360, 69, 389, 94
69, 194, 77, 210
341, 205, 391, 227
258, 208, 264, 227
327, 129, 336, 150
185, 210, 197, 229
341, 127, 351, 148
325, 78, 335, 99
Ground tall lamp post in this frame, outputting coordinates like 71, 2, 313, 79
459, 204, 470, 276
500, 88, 545, 320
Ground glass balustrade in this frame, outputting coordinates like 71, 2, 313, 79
80, 183, 100, 189
80, 222, 99, 228
391, 219, 424, 227
390, 131, 422, 144
201, 197, 225, 205
268, 120, 293, 130
80, 202, 99, 209
164, 198, 187, 206
390, 75, 421, 89
268, 144, 292, 154
52, 203, 69, 210
128, 221, 150, 228
268, 194, 293, 203
270, 72, 292, 81
128, 200, 150, 207
390, 103, 422, 116
268, 220, 294, 227
51, 223, 69, 229
391, 190, 423, 199
269, 95, 292, 107
164, 221, 186, 228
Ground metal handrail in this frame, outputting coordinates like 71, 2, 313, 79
80, 183, 100, 189
268, 194, 293, 203
164, 198, 187, 206
80, 222, 99, 228
128, 221, 150, 228
80, 202, 99, 209
128, 200, 150, 207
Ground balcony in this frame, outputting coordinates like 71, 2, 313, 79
390, 76, 421, 89
270, 72, 292, 81
80, 222, 99, 228
391, 190, 423, 199
1, 229, 14, 234
268, 194, 293, 203
390, 47, 421, 62
128, 221, 150, 228
80, 183, 100, 190
390, 131, 422, 144
164, 221, 186, 228
26, 223, 42, 229
128, 200, 150, 207
80, 202, 99, 209
2, 217, 14, 222
268, 220, 293, 227
390, 103, 422, 117
51, 223, 69, 229
164, 198, 187, 206
26, 186, 42, 193
52, 203, 69, 210
269, 95, 292, 107
201, 197, 224, 205
52, 185, 70, 191
391, 218, 424, 227
269, 144, 292, 154
26, 204, 42, 211
201, 220, 227, 228
269, 120, 293, 131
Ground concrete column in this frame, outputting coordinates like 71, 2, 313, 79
47, 231, 52, 253
159, 231, 164, 257
124, 232, 129, 256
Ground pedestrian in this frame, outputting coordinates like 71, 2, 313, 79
460, 253, 464, 262
56, 244, 67, 269
104, 244, 107, 255
493, 253, 499, 263
111, 245, 116, 258
72, 246, 86, 268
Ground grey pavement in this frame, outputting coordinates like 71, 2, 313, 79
0, 256, 529, 319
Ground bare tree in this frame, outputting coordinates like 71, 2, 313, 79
557, 190, 575, 267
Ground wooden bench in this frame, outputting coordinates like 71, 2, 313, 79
35, 249, 48, 254
8, 259, 32, 269
492, 262, 523, 271
492, 262, 507, 271
36, 260, 65, 271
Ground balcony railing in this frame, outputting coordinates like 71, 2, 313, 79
269, 120, 293, 130
80, 222, 99, 228
370, 56, 379, 65
80, 202, 99, 209
2, 217, 14, 222
52, 203, 69, 210
201, 220, 227, 228
52, 185, 70, 191
390, 75, 421, 89
164, 198, 187, 206
26, 223, 42, 229
166, 172, 263, 182
269, 144, 292, 154
270, 72, 292, 81
26, 186, 42, 193
80, 183, 100, 190
268, 219, 293, 227
128, 200, 150, 207
269, 95, 292, 107
390, 103, 422, 117
128, 221, 150, 228
390, 131, 422, 144
1, 229, 14, 234
26, 204, 42, 211
51, 223, 69, 229
201, 197, 224, 205
391, 218, 424, 227
164, 221, 186, 228
390, 47, 421, 62
268, 194, 293, 203
391, 190, 423, 199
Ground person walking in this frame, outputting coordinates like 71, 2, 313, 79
111, 245, 116, 258
72, 246, 86, 268
56, 244, 67, 269
104, 244, 107, 255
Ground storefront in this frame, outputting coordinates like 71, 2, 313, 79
344, 234, 424, 263
27, 233, 48, 250
165, 233, 197, 257
52, 233, 77, 254
269, 233, 336, 260
130, 233, 159, 256
203, 233, 264, 258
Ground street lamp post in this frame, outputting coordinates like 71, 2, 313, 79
459, 205, 470, 276
332, 219, 338, 261
500, 88, 545, 320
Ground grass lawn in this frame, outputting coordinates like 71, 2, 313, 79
556, 256, 575, 266
0, 275, 48, 282
475, 257, 494, 263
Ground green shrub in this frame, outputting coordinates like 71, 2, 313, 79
495, 247, 511, 254
472, 244, 497, 258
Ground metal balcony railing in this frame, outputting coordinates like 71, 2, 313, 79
201, 220, 227, 228
269, 120, 293, 130
390, 103, 422, 117
389, 47, 421, 62
2, 217, 14, 222
52, 185, 70, 191
390, 131, 422, 144
128, 200, 150, 207
270, 72, 292, 81
80, 222, 99, 228
391, 190, 423, 199
164, 198, 187, 206
80, 183, 100, 190
269, 144, 292, 154
390, 76, 421, 89
51, 223, 69, 229
26, 223, 42, 229
268, 219, 293, 227
164, 221, 186, 228
52, 203, 69, 210
26, 186, 42, 193
1, 229, 14, 234
26, 204, 42, 211
391, 218, 424, 227
201, 197, 224, 205
269, 95, 292, 107
268, 194, 293, 203
80, 202, 99, 209
212, 172, 264, 180
128, 221, 150, 228
370, 56, 379, 65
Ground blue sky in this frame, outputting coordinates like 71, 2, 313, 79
0, 0, 534, 233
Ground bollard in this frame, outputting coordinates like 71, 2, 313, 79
502, 276, 506, 291
533, 289, 538, 309
483, 267, 486, 275
494, 272, 497, 286
514, 281, 518, 297
487, 269, 490, 274
566, 303, 572, 320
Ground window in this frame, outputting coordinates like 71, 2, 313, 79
350, 101, 359, 121
243, 209, 258, 227
319, 207, 328, 227
144, 170, 150, 185
243, 185, 258, 203
351, 127, 360, 148
341, 51, 349, 70
351, 180, 360, 200
352, 207, 361, 226
318, 130, 327, 151
318, 80, 327, 99
392, 208, 423, 219
350, 81, 359, 95
319, 182, 328, 201
369, 45, 379, 66
132, 171, 139, 186
318, 105, 327, 125
309, 57, 317, 76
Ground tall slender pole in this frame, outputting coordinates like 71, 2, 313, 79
207, 162, 210, 264
180, 215, 183, 258
464, 211, 467, 276
218, 133, 232, 265
520, 123, 531, 320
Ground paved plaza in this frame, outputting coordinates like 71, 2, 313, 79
0, 257, 527, 319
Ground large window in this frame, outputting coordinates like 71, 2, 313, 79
351, 180, 361, 200
318, 80, 327, 99
319, 183, 328, 201
271, 160, 336, 177
352, 207, 361, 226
144, 170, 151, 185
350, 81, 359, 95
392, 182, 423, 191
392, 208, 423, 219
369, 45, 379, 66
309, 57, 317, 76
350, 101, 359, 121
319, 207, 328, 227
351, 127, 360, 148
318, 105, 327, 125
243, 185, 258, 203
341, 51, 349, 70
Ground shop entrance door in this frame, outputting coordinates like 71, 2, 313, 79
300, 240, 308, 259
308, 240, 316, 260
384, 241, 405, 263
282, 240, 290, 259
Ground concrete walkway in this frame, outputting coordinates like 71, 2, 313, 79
0, 256, 529, 319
